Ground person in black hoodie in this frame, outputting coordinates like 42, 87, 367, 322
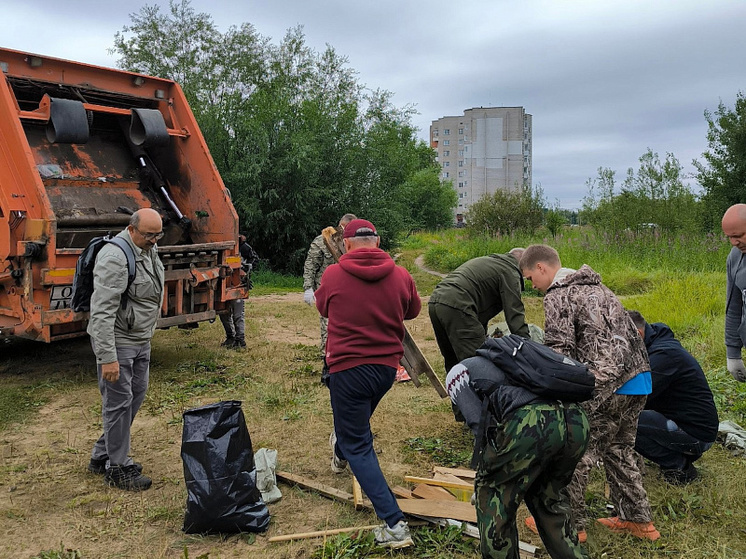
628, 311, 719, 484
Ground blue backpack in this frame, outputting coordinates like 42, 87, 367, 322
70, 236, 136, 312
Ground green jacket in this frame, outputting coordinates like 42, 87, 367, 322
303, 234, 335, 291
87, 229, 165, 364
429, 254, 529, 338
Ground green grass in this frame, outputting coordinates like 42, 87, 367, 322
250, 265, 303, 295
411, 227, 729, 276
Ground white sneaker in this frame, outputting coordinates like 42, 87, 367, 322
329, 431, 348, 474
373, 520, 414, 549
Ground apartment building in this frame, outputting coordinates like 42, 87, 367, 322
430, 107, 532, 213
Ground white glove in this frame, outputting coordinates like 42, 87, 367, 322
303, 289, 315, 305
727, 358, 746, 382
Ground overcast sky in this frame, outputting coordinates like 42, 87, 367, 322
4, 0, 746, 208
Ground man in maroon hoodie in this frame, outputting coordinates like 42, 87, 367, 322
315, 219, 421, 549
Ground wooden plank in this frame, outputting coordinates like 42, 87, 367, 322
433, 466, 476, 480
392, 485, 415, 499
404, 475, 473, 491
411, 483, 457, 501
268, 524, 380, 543
402, 328, 448, 398
397, 498, 477, 523
352, 475, 364, 510
433, 472, 468, 484
277, 470, 354, 503
321, 226, 345, 262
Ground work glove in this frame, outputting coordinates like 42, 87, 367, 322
303, 288, 315, 305
727, 358, 746, 382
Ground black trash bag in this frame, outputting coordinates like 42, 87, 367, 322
181, 400, 270, 533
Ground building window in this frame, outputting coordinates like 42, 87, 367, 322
458, 150, 464, 156
458, 139, 464, 145
443, 172, 449, 178
464, 180, 468, 186
458, 171, 466, 177
458, 182, 463, 188
444, 161, 450, 167
433, 128, 438, 136
443, 150, 450, 156
458, 161, 463, 167
444, 129, 450, 135
444, 140, 450, 146
458, 128, 463, 135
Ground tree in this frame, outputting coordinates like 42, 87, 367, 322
544, 207, 566, 239
400, 170, 458, 232
581, 151, 698, 234
111, 2, 452, 272
466, 184, 544, 237
694, 92, 746, 228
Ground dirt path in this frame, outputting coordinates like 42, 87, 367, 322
414, 254, 447, 278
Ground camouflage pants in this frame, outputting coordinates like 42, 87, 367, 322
476, 403, 590, 559
319, 315, 328, 357
569, 394, 652, 530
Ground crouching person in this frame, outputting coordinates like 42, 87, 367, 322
446, 357, 590, 559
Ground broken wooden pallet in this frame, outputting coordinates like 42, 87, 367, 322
275, 470, 537, 557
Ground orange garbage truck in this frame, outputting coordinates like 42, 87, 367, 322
0, 47, 247, 342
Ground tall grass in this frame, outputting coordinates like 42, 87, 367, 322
412, 227, 729, 276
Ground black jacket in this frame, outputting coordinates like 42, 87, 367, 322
644, 323, 718, 443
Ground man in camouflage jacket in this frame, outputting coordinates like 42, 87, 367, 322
303, 214, 356, 354
520, 244, 660, 541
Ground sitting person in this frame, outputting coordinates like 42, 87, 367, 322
628, 310, 719, 483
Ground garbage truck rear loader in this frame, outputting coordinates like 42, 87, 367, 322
0, 47, 246, 342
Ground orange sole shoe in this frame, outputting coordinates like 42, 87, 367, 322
597, 516, 660, 541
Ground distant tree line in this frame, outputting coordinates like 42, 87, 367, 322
112, 0, 456, 272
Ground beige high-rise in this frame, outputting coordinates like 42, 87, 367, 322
430, 107, 532, 215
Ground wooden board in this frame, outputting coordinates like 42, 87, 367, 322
433, 466, 476, 479
268, 524, 380, 542
411, 483, 457, 501
404, 475, 474, 491
277, 470, 354, 503
321, 226, 345, 262
396, 498, 477, 523
433, 472, 469, 485
401, 328, 448, 398
392, 485, 415, 499
352, 475, 364, 510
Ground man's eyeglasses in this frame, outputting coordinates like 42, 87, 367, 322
135, 227, 164, 241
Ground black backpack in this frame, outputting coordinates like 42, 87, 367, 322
70, 235, 136, 312
476, 334, 595, 402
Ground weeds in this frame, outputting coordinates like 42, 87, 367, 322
31, 544, 82, 559
403, 436, 471, 468
310, 525, 478, 559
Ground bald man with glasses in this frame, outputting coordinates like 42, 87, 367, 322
87, 208, 165, 491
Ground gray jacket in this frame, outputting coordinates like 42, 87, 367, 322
87, 229, 165, 364
725, 247, 746, 358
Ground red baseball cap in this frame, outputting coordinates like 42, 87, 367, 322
343, 219, 378, 238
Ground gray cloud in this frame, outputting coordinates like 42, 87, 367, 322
3, 0, 745, 208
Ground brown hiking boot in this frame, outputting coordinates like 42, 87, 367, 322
525, 516, 587, 543
596, 517, 660, 540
